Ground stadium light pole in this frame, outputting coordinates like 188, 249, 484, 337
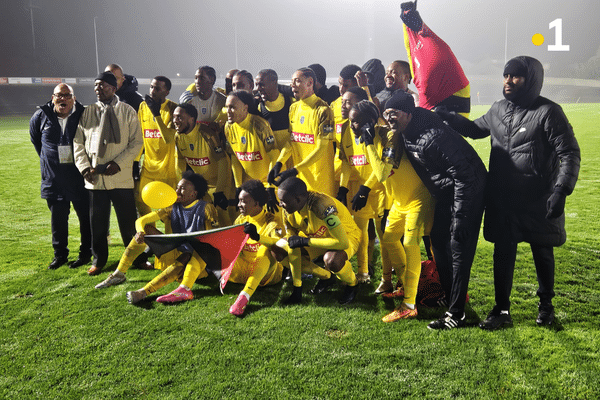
94, 17, 100, 75
25, 1, 40, 58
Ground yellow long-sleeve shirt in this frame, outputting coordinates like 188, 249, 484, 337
277, 94, 335, 196
225, 113, 279, 186
175, 124, 230, 193
137, 99, 179, 183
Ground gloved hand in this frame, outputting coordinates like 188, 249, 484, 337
433, 106, 455, 124
360, 122, 376, 145
351, 185, 371, 211
213, 191, 229, 210
336, 186, 349, 206
380, 209, 389, 233
400, 1, 423, 32
243, 222, 260, 241
132, 161, 140, 181
546, 191, 566, 219
276, 168, 298, 186
144, 94, 161, 117
451, 218, 470, 242
267, 187, 279, 213
267, 162, 283, 185
287, 235, 310, 249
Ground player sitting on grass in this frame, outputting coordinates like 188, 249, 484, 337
228, 180, 286, 316
95, 171, 218, 304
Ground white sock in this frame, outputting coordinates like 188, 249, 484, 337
239, 291, 251, 301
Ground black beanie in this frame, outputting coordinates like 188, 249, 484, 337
384, 90, 415, 114
95, 71, 118, 88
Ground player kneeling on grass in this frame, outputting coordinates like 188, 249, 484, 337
228, 180, 286, 316
95, 171, 218, 304
276, 177, 361, 305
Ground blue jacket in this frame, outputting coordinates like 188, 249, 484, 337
30, 100, 88, 201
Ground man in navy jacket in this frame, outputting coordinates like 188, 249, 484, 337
30, 83, 91, 269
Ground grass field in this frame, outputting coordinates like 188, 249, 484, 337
1, 104, 599, 399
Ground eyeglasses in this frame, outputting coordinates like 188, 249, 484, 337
53, 93, 73, 100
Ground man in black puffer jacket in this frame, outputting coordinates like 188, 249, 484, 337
437, 56, 580, 330
382, 91, 487, 330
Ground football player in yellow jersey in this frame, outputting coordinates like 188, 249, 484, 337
135, 76, 179, 222
224, 90, 280, 213
349, 100, 435, 322
173, 104, 233, 226
277, 177, 360, 305
96, 172, 219, 305
228, 180, 286, 316
331, 64, 362, 186
268, 68, 336, 197
336, 87, 389, 284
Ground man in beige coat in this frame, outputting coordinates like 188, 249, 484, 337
73, 71, 143, 276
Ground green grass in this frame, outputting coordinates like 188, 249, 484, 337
1, 105, 599, 399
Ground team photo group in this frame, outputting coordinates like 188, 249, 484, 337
30, 2, 580, 331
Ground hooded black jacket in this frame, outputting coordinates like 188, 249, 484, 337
401, 108, 487, 223
440, 56, 580, 246
116, 74, 144, 111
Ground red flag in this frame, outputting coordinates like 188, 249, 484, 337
144, 224, 248, 293
401, 2, 470, 116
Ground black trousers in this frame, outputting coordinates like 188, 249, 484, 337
89, 189, 137, 269
493, 241, 555, 310
430, 198, 484, 317
46, 197, 91, 259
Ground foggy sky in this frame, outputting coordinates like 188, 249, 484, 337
2, 0, 599, 80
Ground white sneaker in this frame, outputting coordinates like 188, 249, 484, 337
374, 280, 394, 294
95, 272, 126, 289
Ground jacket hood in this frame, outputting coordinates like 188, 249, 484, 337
118, 74, 139, 94
362, 58, 385, 94
503, 56, 543, 108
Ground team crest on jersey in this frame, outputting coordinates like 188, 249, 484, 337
355, 136, 361, 145
323, 205, 336, 217
214, 146, 223, 154
265, 135, 275, 145
322, 125, 334, 134
201, 107, 208, 115
189, 144, 194, 151
300, 116, 305, 124
241, 136, 246, 145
